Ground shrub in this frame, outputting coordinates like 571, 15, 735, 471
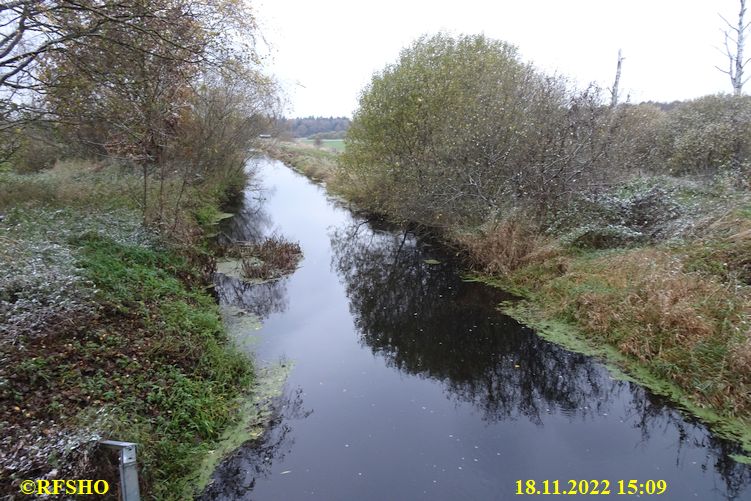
605, 103, 667, 175
660, 94, 751, 175
548, 179, 692, 248
564, 224, 646, 250
10, 127, 62, 174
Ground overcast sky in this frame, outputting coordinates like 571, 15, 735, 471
253, 0, 742, 118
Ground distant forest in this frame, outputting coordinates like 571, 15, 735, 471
281, 116, 351, 138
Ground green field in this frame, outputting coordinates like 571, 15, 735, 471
300, 138, 345, 152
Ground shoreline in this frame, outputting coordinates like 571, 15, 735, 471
263, 140, 751, 461
0, 162, 260, 498
498, 294, 751, 462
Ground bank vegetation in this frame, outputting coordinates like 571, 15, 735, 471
0, 0, 279, 497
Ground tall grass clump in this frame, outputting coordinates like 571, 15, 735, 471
455, 216, 560, 276
224, 235, 303, 281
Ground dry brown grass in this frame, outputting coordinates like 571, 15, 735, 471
226, 235, 302, 281
455, 204, 751, 418
607, 252, 723, 348
0, 160, 142, 210
457, 216, 561, 275
521, 246, 751, 415
731, 335, 751, 376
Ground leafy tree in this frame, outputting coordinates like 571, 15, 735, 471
167, 65, 280, 228
28, 0, 279, 225
40, 0, 257, 159
340, 33, 611, 227
0, 1, 158, 159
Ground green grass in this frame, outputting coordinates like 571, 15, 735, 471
0, 161, 255, 500
263, 140, 340, 184
300, 138, 345, 152
71, 234, 252, 498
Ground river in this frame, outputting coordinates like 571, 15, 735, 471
202, 156, 751, 500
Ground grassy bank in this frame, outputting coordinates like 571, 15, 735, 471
461, 181, 751, 456
479, 239, 751, 457
270, 140, 751, 458
261, 140, 340, 184
0, 161, 256, 498
471, 237, 751, 453
300, 138, 345, 152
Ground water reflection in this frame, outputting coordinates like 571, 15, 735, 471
330, 219, 751, 497
214, 273, 290, 320
626, 392, 751, 499
199, 387, 312, 500
330, 221, 614, 423
218, 182, 275, 246
214, 179, 289, 320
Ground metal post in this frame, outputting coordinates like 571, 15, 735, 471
100, 440, 141, 501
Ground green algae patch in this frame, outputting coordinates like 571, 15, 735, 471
463, 273, 531, 299
220, 305, 262, 333
499, 298, 751, 458
186, 301, 291, 496
188, 361, 292, 497
502, 301, 620, 361
216, 257, 262, 285
215, 257, 277, 285
220, 305, 263, 352
216, 257, 246, 280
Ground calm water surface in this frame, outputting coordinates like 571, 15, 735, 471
203, 157, 751, 500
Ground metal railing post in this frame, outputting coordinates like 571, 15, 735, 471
99, 440, 141, 501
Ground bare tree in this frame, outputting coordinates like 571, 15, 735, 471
610, 49, 624, 107
717, 0, 749, 96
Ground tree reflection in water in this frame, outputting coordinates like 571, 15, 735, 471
214, 273, 289, 320
218, 178, 275, 246
330, 220, 613, 423
214, 177, 289, 320
330, 219, 750, 496
626, 390, 751, 498
199, 387, 312, 501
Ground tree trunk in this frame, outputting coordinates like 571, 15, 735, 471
610, 50, 624, 107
